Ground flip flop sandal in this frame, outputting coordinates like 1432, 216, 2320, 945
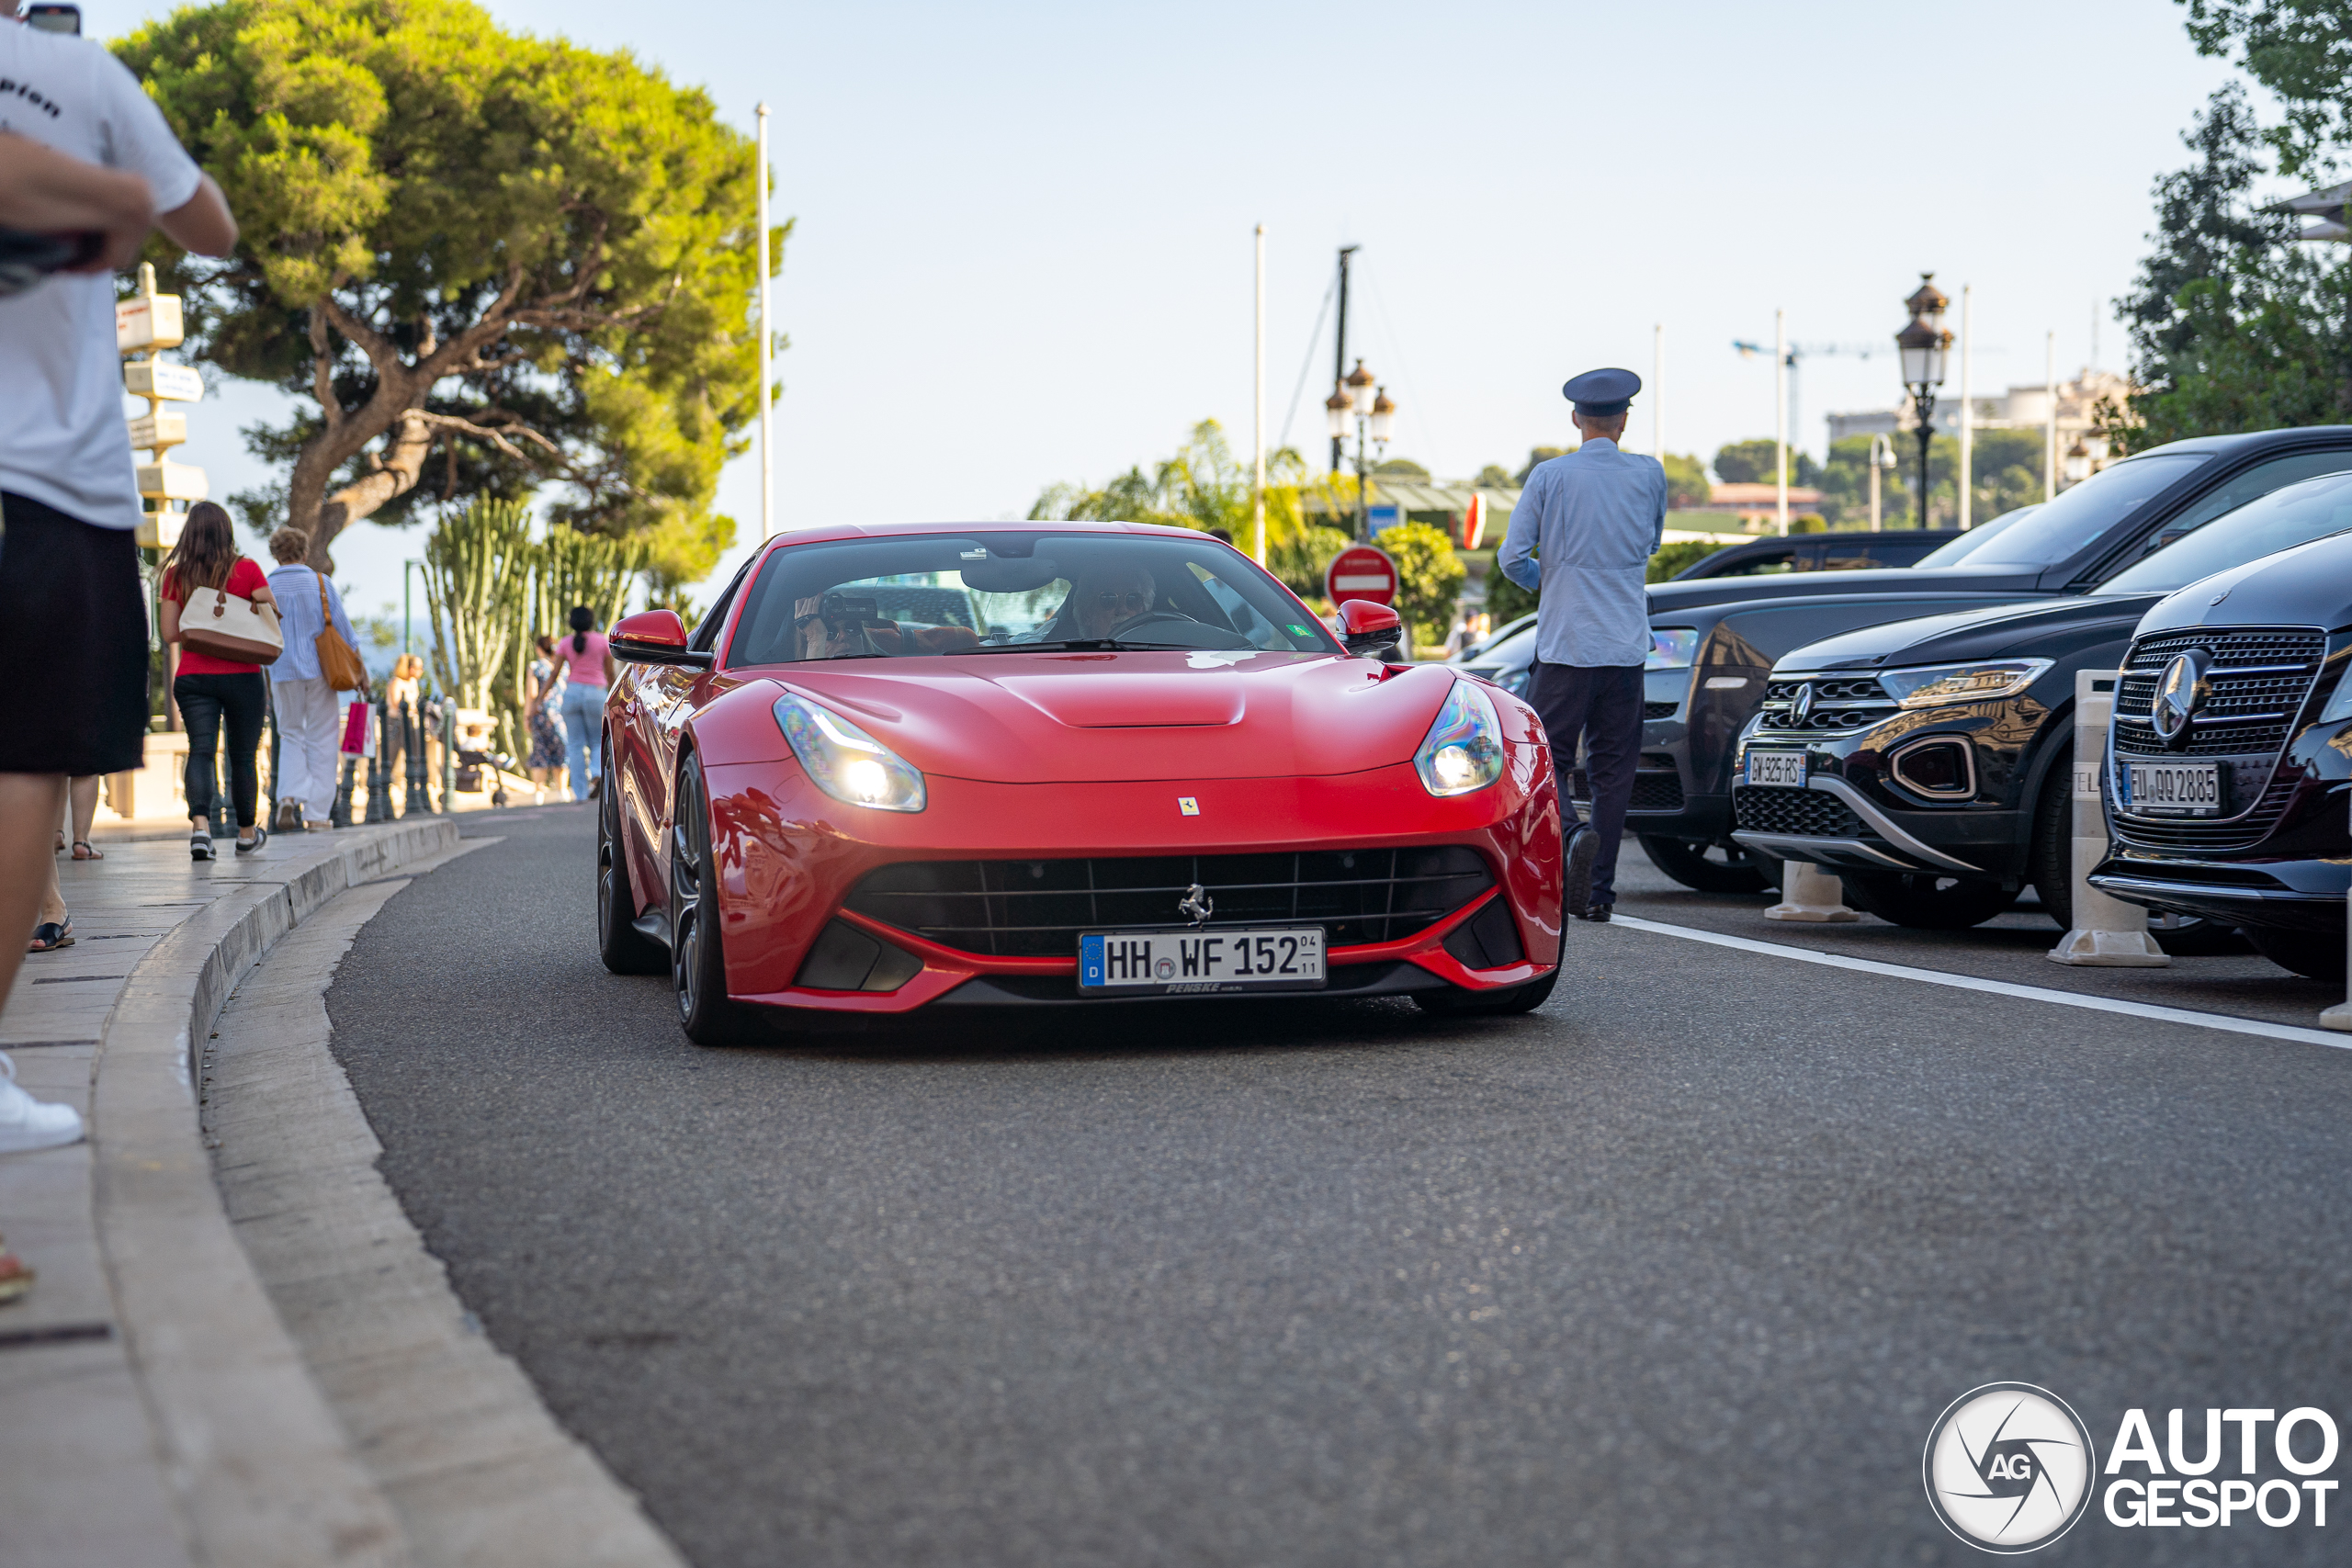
28, 920, 74, 953
70, 840, 101, 861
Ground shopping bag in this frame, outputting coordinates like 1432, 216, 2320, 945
339, 697, 376, 758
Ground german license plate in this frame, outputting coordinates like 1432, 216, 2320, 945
2128, 761, 2222, 817
1744, 749, 1808, 788
1078, 927, 1326, 994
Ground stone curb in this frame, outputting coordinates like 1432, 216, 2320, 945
94, 818, 459, 1568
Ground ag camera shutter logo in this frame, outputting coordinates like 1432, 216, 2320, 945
1924, 1383, 2097, 1552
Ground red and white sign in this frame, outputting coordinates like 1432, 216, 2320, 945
1324, 544, 1398, 608
1458, 491, 1488, 550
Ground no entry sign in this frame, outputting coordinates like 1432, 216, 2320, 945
1324, 544, 1398, 608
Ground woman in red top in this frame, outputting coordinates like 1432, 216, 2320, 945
159, 502, 279, 860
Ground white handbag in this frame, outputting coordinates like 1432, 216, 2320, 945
179, 584, 285, 664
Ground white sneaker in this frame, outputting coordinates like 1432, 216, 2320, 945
0, 1055, 85, 1154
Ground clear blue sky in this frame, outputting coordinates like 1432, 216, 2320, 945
103, 0, 2242, 627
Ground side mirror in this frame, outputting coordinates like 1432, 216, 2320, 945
1335, 598, 1403, 659
610, 608, 712, 669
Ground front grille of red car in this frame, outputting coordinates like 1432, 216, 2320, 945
844, 848, 1495, 959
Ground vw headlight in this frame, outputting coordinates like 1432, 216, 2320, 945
1415, 680, 1506, 796
1647, 627, 1699, 671
1878, 659, 2053, 709
774, 693, 927, 811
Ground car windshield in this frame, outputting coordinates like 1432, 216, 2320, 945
1912, 504, 2037, 567
724, 531, 1343, 667
2093, 469, 2352, 594
1941, 453, 2209, 569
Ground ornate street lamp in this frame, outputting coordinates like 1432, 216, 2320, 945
1330, 359, 1395, 538
1896, 273, 1951, 527
2064, 436, 2094, 489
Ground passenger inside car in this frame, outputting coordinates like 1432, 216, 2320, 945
794, 592, 979, 659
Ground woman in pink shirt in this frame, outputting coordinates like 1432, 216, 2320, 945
558, 605, 619, 800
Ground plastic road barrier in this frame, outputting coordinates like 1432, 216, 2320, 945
2049, 668, 2169, 967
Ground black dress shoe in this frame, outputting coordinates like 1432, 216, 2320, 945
1575, 904, 1613, 923
1565, 826, 1598, 919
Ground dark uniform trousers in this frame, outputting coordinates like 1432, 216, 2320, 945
1528, 661, 1643, 907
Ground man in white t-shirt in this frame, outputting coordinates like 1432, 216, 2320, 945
0, 8, 237, 1155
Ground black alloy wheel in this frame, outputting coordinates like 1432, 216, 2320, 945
2244, 924, 2348, 984
668, 751, 763, 1045
1414, 966, 1560, 1016
1838, 869, 2020, 930
1638, 834, 1781, 895
595, 733, 665, 976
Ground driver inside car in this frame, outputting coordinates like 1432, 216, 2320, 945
1069, 566, 1159, 639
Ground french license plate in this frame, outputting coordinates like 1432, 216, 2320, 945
2128, 761, 2222, 817
1078, 927, 1326, 994
1744, 749, 1808, 788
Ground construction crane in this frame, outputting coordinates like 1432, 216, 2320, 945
1731, 339, 1884, 456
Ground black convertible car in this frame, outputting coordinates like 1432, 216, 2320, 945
2089, 529, 2352, 982
1631, 427, 2352, 891
1724, 469, 2352, 933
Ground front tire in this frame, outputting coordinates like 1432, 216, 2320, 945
596, 733, 666, 976
2244, 924, 2347, 983
1414, 967, 1559, 1016
1839, 869, 2019, 930
669, 752, 763, 1045
1639, 834, 1780, 894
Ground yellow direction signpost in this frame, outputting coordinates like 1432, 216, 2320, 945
120, 264, 202, 548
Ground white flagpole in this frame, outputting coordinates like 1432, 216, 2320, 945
1653, 322, 1665, 460
1958, 284, 1973, 531
2044, 330, 2057, 503
756, 104, 775, 542
1253, 224, 1266, 566
1774, 308, 1788, 536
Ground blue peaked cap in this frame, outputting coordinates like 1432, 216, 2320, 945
1563, 367, 1641, 416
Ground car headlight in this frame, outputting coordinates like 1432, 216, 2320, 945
2320, 669, 2352, 725
1877, 659, 2054, 709
1415, 680, 1506, 796
1647, 627, 1699, 670
774, 693, 927, 811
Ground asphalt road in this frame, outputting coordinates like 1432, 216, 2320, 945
328, 806, 2352, 1566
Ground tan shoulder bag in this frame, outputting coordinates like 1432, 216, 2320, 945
313, 572, 368, 692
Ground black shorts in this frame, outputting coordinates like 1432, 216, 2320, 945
0, 491, 150, 776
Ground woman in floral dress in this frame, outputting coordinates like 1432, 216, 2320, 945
524, 636, 568, 797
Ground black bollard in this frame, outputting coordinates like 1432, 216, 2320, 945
265, 689, 281, 830
333, 755, 355, 828
363, 698, 388, 824
404, 700, 428, 818
440, 704, 457, 814
209, 745, 232, 840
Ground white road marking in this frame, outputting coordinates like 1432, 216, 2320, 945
1607, 912, 2352, 1051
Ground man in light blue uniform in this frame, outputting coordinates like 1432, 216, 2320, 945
1497, 367, 1666, 921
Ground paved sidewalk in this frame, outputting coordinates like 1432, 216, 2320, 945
0, 818, 459, 1568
